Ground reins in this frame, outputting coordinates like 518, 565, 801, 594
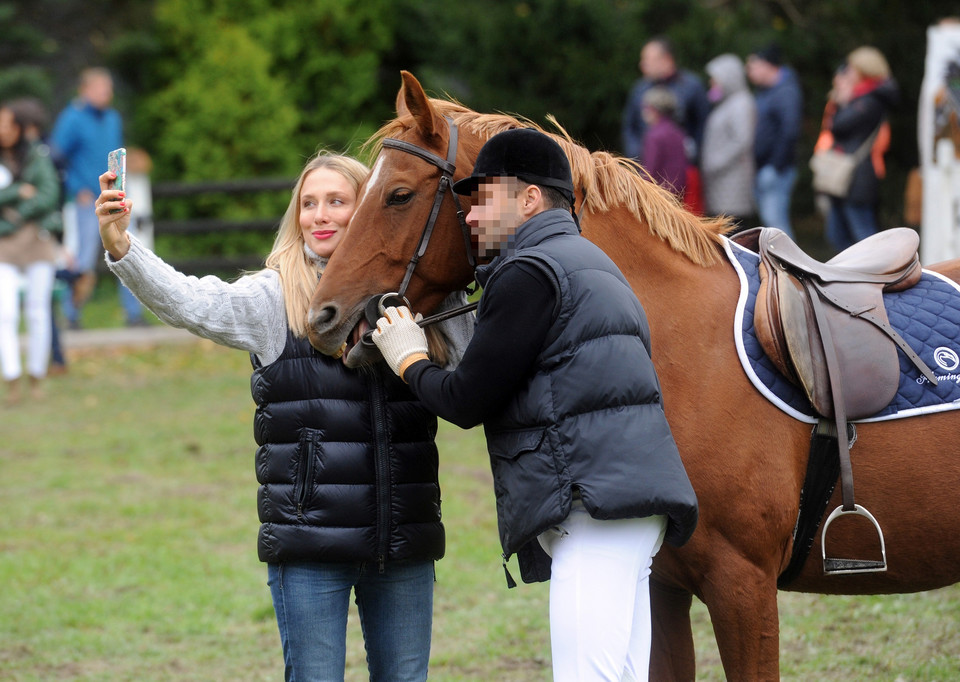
360, 117, 479, 348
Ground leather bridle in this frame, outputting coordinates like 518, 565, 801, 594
361, 116, 479, 345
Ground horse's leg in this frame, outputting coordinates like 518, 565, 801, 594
649, 578, 696, 681
701, 559, 781, 681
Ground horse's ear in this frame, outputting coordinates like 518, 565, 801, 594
396, 70, 440, 138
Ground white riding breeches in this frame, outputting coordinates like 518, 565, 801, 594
538, 503, 667, 682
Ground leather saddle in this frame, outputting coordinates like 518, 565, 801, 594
733, 226, 939, 575
735, 226, 937, 420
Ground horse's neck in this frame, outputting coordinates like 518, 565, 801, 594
581, 210, 737, 347
582, 211, 726, 292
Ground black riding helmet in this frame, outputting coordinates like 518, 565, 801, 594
452, 128, 575, 207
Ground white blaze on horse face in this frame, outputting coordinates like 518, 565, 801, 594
467, 177, 524, 259
358, 155, 384, 207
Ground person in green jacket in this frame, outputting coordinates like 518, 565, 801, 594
0, 99, 62, 404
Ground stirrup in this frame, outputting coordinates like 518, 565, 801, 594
821, 504, 888, 574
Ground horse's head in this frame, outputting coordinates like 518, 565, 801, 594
307, 71, 483, 366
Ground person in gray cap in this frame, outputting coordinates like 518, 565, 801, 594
372, 127, 698, 682
747, 43, 804, 238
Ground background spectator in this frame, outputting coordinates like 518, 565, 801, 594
822, 46, 898, 252
702, 54, 757, 228
0, 99, 62, 404
50, 67, 123, 329
640, 87, 689, 197
5, 97, 70, 375
622, 36, 711, 165
747, 44, 804, 238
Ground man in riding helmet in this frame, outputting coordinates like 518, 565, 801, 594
372, 128, 698, 682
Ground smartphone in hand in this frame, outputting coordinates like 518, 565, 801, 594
106, 147, 126, 213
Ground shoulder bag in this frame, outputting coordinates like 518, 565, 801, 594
810, 125, 881, 198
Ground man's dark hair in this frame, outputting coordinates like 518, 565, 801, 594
515, 180, 572, 210
751, 43, 783, 67
539, 184, 573, 210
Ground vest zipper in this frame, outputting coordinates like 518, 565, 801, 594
295, 431, 316, 521
370, 370, 391, 573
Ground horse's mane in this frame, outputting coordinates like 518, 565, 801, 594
365, 98, 734, 267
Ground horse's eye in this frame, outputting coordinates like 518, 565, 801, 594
387, 190, 414, 206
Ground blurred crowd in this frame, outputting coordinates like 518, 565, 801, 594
1, 68, 153, 405
621, 36, 898, 252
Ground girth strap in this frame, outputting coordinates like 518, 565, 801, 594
777, 420, 843, 587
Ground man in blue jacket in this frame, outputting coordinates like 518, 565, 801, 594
372, 128, 698, 682
51, 68, 137, 327
747, 44, 804, 238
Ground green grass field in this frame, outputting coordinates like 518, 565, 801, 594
2, 336, 958, 681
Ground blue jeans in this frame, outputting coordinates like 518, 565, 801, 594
71, 199, 103, 274
268, 560, 435, 682
62, 200, 102, 325
826, 197, 878, 254
755, 164, 797, 239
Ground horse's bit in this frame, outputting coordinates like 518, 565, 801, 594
360, 116, 478, 347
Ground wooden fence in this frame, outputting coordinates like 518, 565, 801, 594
149, 177, 295, 274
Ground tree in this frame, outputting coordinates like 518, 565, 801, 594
135, 0, 395, 179
389, 0, 650, 152
138, 23, 299, 185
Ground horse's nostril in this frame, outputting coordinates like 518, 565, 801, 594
310, 305, 337, 328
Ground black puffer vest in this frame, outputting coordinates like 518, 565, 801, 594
476, 210, 698, 560
251, 331, 444, 566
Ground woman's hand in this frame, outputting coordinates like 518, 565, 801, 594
832, 67, 856, 107
96, 170, 133, 260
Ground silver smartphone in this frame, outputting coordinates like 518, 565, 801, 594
106, 147, 126, 212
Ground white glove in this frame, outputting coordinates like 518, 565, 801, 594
372, 306, 429, 378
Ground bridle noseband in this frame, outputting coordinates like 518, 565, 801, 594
360, 117, 479, 347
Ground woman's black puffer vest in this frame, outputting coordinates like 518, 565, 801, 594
251, 331, 444, 567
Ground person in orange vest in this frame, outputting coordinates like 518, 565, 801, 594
818, 47, 897, 253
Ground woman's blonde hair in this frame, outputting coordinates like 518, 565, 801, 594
263, 151, 369, 337
847, 46, 890, 80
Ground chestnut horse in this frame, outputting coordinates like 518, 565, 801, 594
307, 72, 960, 680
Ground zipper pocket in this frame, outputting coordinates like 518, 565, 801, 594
294, 429, 318, 521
